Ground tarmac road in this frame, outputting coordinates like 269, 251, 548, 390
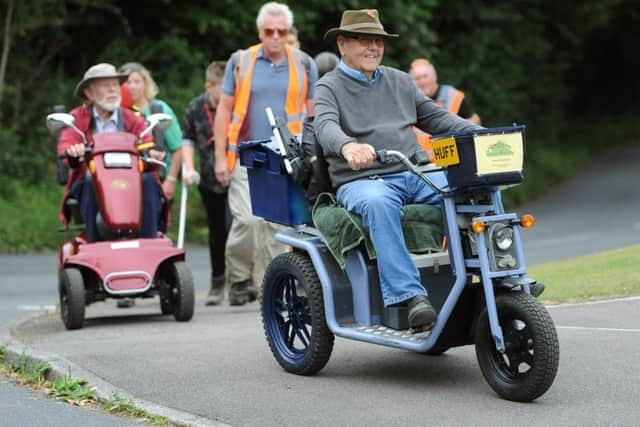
2, 144, 640, 426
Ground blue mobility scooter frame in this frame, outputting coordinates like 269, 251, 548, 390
274, 180, 525, 353
248, 124, 558, 401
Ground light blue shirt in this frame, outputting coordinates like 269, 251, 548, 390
92, 108, 119, 134
337, 60, 382, 85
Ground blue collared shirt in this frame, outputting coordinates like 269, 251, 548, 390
338, 60, 382, 85
92, 108, 119, 134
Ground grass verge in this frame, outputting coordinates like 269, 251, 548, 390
0, 348, 173, 425
530, 244, 640, 304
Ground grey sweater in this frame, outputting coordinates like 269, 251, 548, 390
314, 66, 480, 188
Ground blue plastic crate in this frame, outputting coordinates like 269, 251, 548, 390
238, 140, 312, 226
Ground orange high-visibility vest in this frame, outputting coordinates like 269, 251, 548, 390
413, 85, 465, 157
436, 84, 465, 115
226, 43, 309, 172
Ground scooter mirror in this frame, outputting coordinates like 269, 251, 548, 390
46, 113, 75, 133
140, 113, 173, 139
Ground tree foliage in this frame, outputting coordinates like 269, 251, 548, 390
0, 0, 637, 187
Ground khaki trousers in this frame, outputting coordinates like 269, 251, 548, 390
226, 163, 287, 286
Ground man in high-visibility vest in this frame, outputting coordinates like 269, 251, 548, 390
409, 58, 481, 156
214, 1, 318, 306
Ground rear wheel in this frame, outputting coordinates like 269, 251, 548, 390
475, 292, 559, 402
60, 268, 85, 330
262, 252, 334, 375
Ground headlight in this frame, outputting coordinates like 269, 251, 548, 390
493, 225, 514, 251
103, 152, 132, 168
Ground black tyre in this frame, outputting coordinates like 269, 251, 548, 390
167, 261, 194, 322
160, 297, 173, 315
60, 268, 85, 330
475, 292, 559, 402
262, 252, 334, 375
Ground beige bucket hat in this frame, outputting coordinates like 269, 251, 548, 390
74, 63, 129, 98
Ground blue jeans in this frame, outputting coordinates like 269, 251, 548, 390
73, 171, 162, 242
336, 171, 447, 306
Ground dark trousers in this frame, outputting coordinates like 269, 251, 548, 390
74, 172, 162, 242
198, 185, 230, 278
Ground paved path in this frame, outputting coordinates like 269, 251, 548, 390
0, 254, 139, 427
3, 144, 640, 426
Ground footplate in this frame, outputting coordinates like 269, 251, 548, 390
353, 324, 431, 342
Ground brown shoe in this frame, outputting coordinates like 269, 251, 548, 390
407, 295, 437, 330
205, 275, 225, 306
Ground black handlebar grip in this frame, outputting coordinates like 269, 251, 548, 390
376, 149, 389, 163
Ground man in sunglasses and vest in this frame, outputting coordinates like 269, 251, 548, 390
214, 1, 318, 305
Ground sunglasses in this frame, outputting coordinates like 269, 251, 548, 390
263, 27, 288, 37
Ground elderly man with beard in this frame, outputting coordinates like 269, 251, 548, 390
58, 63, 164, 242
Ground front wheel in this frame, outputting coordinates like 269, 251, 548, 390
475, 292, 559, 402
262, 252, 334, 375
60, 268, 86, 330
165, 261, 194, 322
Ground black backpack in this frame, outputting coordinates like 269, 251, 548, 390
149, 100, 166, 153
300, 116, 333, 202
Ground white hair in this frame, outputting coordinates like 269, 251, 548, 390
256, 2, 293, 30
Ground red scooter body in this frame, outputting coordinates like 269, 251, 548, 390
55, 119, 195, 330
91, 132, 143, 232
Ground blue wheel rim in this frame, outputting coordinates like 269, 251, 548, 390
266, 272, 312, 365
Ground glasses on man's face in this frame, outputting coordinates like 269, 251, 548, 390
353, 36, 384, 48
263, 28, 288, 37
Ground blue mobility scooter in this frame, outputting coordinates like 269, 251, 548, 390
240, 120, 559, 402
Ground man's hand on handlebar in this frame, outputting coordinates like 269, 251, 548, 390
149, 149, 166, 161
341, 141, 377, 171
65, 143, 85, 158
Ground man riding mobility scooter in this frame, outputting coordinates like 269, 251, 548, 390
239, 116, 559, 402
47, 112, 195, 330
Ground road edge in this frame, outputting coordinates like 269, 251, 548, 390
2, 318, 231, 427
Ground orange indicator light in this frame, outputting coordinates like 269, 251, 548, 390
520, 214, 535, 228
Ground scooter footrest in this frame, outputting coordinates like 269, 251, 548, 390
354, 324, 430, 341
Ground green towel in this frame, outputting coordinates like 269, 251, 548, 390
312, 192, 443, 269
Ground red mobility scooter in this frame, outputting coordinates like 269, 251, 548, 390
47, 112, 195, 330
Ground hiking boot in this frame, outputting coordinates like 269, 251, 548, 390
116, 298, 135, 308
247, 282, 259, 302
229, 280, 256, 306
205, 275, 225, 306
407, 295, 437, 330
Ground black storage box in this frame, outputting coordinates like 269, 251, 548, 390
430, 125, 525, 188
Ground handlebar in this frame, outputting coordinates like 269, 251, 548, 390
376, 149, 445, 195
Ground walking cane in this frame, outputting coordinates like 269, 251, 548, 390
177, 164, 188, 249
177, 164, 201, 249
